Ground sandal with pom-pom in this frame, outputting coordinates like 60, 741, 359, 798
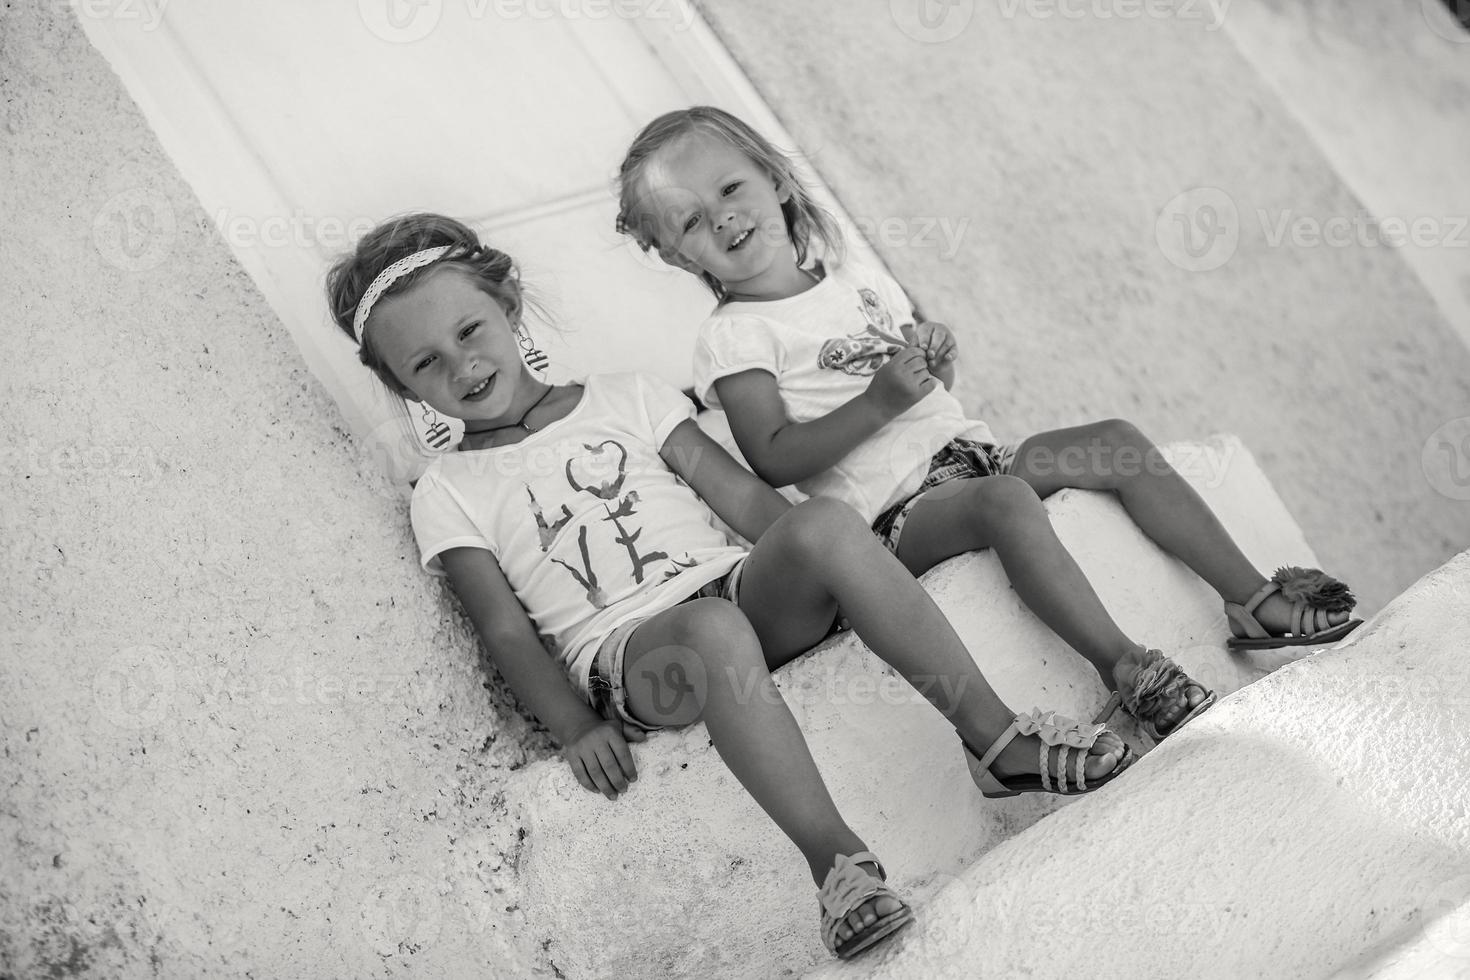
960, 709, 1133, 798
1225, 566, 1361, 650
1094, 647, 1217, 743
817, 851, 914, 960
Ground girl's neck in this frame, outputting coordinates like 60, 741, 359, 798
461, 381, 582, 449
723, 261, 823, 305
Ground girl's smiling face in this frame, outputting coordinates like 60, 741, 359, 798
367, 265, 531, 422
636, 134, 803, 299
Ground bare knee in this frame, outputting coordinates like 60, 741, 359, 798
772, 497, 869, 557
625, 599, 767, 727
966, 475, 1044, 528
1090, 417, 1150, 450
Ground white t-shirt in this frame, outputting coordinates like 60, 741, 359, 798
693, 257, 995, 522
410, 372, 747, 695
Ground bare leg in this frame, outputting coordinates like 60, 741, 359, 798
1008, 419, 1351, 634
620, 598, 875, 947
894, 475, 1201, 731
736, 499, 1128, 787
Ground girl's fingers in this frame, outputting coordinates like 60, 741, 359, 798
571, 757, 597, 795
609, 734, 639, 782
587, 758, 617, 800
594, 743, 629, 795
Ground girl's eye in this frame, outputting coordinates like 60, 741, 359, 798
413, 355, 434, 373
682, 214, 700, 233
721, 181, 741, 196
460, 322, 479, 340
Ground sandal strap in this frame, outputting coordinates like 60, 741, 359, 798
1119, 650, 1186, 718
1014, 709, 1108, 748
818, 852, 906, 952
818, 852, 889, 921
1241, 580, 1281, 617
973, 718, 1024, 777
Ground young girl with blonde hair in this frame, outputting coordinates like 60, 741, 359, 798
614, 106, 1360, 743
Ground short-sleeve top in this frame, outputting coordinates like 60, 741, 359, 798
692, 257, 994, 522
410, 372, 747, 693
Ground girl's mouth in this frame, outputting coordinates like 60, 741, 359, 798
463, 375, 495, 402
727, 228, 753, 252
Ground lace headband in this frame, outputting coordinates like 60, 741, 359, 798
351, 245, 452, 344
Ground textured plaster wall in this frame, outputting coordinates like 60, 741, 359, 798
3, 0, 1469, 977
692, 0, 1470, 614
2, 6, 549, 977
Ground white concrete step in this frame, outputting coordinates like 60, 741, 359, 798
806, 551, 1470, 980
490, 435, 1338, 978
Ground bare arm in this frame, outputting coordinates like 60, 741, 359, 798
440, 546, 642, 799
658, 418, 792, 544
713, 347, 937, 488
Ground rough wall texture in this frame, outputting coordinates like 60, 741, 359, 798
3, 0, 1469, 977
2, 5, 549, 977
693, 0, 1470, 614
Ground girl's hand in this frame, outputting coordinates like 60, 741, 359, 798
905, 321, 957, 390
865, 346, 938, 418
906, 321, 957, 369
562, 717, 644, 801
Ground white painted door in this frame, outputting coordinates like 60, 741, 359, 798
78, 0, 875, 484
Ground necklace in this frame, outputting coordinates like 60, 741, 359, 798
462, 383, 556, 441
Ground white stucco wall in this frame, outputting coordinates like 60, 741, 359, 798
6, 1, 1470, 977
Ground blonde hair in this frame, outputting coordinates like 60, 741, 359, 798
614, 106, 844, 301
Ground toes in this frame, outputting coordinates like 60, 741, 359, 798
1086, 733, 1126, 778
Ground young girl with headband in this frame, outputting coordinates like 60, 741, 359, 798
327, 213, 1135, 961
614, 106, 1361, 745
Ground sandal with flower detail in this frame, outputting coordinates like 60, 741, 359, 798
960, 709, 1133, 798
1094, 647, 1217, 742
1225, 566, 1361, 650
817, 851, 915, 960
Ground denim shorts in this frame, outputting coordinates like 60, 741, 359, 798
871, 436, 1017, 553
585, 559, 747, 733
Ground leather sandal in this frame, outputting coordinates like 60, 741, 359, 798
1225, 566, 1361, 650
1095, 647, 1217, 742
817, 851, 914, 959
960, 709, 1133, 798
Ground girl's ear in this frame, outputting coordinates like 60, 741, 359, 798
774, 176, 793, 204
